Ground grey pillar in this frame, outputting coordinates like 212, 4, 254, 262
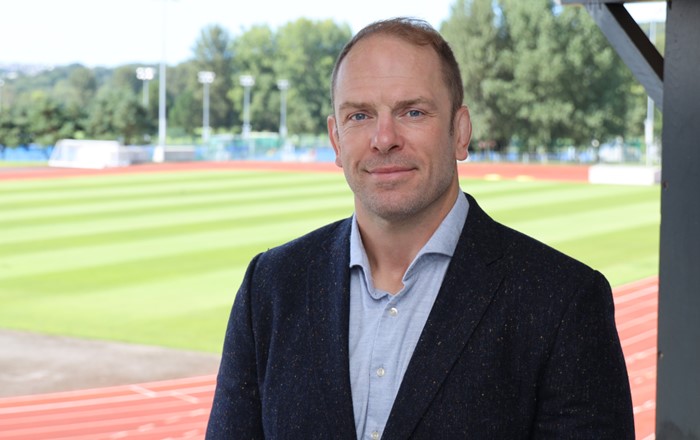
656, 0, 700, 438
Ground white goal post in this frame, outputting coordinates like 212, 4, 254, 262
48, 139, 131, 169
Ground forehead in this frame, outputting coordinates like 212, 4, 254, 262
334, 34, 445, 100
350, 32, 435, 59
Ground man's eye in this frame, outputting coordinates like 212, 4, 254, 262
406, 109, 424, 117
350, 113, 368, 121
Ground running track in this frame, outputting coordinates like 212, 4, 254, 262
0, 276, 659, 439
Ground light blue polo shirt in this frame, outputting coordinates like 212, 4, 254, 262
348, 192, 469, 440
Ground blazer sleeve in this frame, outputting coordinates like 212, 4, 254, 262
206, 254, 264, 439
532, 271, 635, 439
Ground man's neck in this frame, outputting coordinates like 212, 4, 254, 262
360, 223, 428, 294
356, 190, 460, 294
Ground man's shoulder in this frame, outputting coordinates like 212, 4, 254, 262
480, 218, 596, 289
464, 193, 599, 279
258, 217, 351, 263
464, 195, 611, 316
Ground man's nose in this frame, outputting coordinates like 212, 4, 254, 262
371, 114, 400, 154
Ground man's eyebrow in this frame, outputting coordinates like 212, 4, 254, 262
395, 97, 437, 109
337, 101, 372, 113
338, 98, 436, 113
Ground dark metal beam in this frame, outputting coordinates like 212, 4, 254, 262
564, 1, 665, 110
656, 1, 700, 436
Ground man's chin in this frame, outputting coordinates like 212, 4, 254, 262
361, 194, 423, 222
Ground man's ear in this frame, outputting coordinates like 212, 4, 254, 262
454, 105, 472, 162
327, 115, 343, 168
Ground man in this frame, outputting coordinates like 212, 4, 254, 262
206, 17, 635, 439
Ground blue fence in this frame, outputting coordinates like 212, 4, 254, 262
1, 145, 54, 161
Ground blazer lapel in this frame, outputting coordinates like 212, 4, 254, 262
384, 194, 507, 438
307, 219, 357, 438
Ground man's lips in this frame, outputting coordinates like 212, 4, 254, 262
368, 165, 414, 174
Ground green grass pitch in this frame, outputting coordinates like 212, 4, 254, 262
0, 170, 660, 352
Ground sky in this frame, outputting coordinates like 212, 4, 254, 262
0, 0, 667, 68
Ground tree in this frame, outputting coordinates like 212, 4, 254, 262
49, 66, 96, 140
554, 6, 635, 146
496, 0, 576, 151
193, 25, 236, 131
26, 92, 74, 146
443, 0, 645, 152
274, 19, 352, 135
221, 19, 351, 136
52, 66, 97, 111
85, 88, 151, 145
0, 107, 31, 148
229, 24, 279, 133
168, 61, 201, 136
442, 0, 515, 149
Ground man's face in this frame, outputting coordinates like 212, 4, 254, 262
328, 34, 471, 225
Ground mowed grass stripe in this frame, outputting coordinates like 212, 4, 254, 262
466, 179, 657, 214
501, 200, 659, 245
0, 173, 350, 240
0, 210, 349, 297
0, 170, 345, 209
0, 194, 352, 251
0, 192, 352, 257
0, 169, 260, 197
0, 204, 351, 281
0, 179, 351, 228
0, 168, 340, 196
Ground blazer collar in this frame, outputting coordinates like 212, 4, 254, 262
384, 193, 508, 438
307, 218, 357, 438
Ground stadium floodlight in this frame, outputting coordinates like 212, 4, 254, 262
277, 79, 289, 140
198, 71, 216, 144
136, 67, 155, 107
153, 0, 172, 164
240, 75, 255, 139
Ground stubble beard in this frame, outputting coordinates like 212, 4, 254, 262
347, 162, 457, 224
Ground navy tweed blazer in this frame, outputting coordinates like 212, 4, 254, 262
206, 193, 635, 439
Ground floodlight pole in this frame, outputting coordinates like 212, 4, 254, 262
198, 71, 215, 144
644, 21, 657, 167
0, 79, 4, 113
153, 0, 169, 163
240, 75, 255, 140
277, 79, 289, 141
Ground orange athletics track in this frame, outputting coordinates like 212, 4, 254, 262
0, 277, 658, 440
0, 160, 591, 183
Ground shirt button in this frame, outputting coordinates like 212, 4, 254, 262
371, 431, 380, 440
389, 307, 398, 317
376, 367, 385, 377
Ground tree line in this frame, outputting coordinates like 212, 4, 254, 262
0, 1, 662, 155
443, 0, 662, 154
